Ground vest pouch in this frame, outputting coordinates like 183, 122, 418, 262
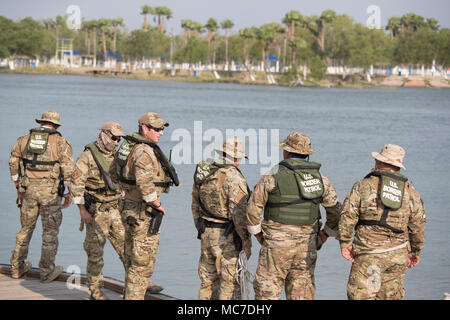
295, 169, 324, 200
379, 175, 405, 210
27, 131, 49, 155
116, 139, 136, 167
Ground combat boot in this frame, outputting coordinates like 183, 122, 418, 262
11, 261, 32, 279
90, 289, 109, 300
41, 265, 64, 283
147, 280, 164, 294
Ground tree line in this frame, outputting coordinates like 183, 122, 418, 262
1, 6, 449, 73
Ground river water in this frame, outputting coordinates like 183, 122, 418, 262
0, 74, 449, 300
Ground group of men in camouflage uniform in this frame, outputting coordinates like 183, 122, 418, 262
9, 110, 426, 300
9, 110, 176, 300
192, 132, 426, 300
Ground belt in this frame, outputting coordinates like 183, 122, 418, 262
202, 219, 229, 229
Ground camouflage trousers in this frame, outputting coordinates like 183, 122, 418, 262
122, 199, 160, 300
10, 179, 62, 279
347, 247, 408, 300
84, 199, 126, 293
253, 232, 317, 300
198, 227, 241, 300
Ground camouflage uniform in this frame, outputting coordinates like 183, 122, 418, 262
111, 112, 175, 300
9, 111, 74, 280
70, 122, 126, 298
192, 138, 251, 300
247, 132, 341, 300
339, 144, 426, 300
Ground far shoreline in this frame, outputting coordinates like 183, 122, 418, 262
1, 65, 449, 89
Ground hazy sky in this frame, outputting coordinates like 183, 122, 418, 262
1, 0, 449, 33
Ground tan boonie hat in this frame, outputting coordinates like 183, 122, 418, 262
371, 144, 406, 170
101, 121, 124, 137
35, 110, 61, 126
216, 138, 248, 159
139, 112, 169, 128
280, 131, 315, 155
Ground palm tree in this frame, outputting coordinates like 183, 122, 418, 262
386, 17, 401, 40
221, 19, 234, 64
205, 18, 219, 62
318, 10, 336, 53
141, 5, 153, 31
239, 27, 255, 64
282, 10, 302, 42
282, 11, 303, 67
256, 25, 274, 70
90, 20, 98, 66
112, 17, 124, 52
205, 18, 219, 49
81, 20, 91, 54
191, 21, 205, 37
97, 18, 110, 61
426, 18, 440, 31
181, 19, 193, 44
154, 6, 172, 33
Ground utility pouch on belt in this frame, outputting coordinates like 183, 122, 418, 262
84, 193, 95, 213
224, 221, 242, 251
57, 179, 65, 197
148, 207, 163, 235
197, 218, 206, 240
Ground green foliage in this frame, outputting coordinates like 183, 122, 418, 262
173, 37, 208, 64
122, 28, 170, 59
277, 66, 298, 85
0, 10, 448, 71
308, 56, 327, 80
0, 16, 18, 58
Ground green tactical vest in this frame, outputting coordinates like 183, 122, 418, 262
264, 159, 324, 226
85, 142, 120, 192
115, 132, 180, 187
23, 128, 61, 170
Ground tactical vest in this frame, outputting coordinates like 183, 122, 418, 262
84, 142, 120, 193
22, 128, 61, 173
264, 159, 324, 226
115, 132, 179, 188
194, 160, 235, 222
357, 170, 408, 234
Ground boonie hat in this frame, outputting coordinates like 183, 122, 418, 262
35, 110, 61, 126
280, 131, 315, 155
139, 112, 169, 128
101, 122, 124, 137
216, 138, 248, 159
371, 144, 406, 170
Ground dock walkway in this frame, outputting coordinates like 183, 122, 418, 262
0, 264, 176, 300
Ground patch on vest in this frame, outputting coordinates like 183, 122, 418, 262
28, 132, 49, 154
116, 139, 135, 167
194, 161, 219, 185
299, 173, 322, 194
379, 176, 404, 210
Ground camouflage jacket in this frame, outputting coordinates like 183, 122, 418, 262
191, 157, 251, 244
9, 126, 74, 192
338, 169, 426, 256
70, 146, 121, 204
246, 164, 340, 241
110, 143, 169, 203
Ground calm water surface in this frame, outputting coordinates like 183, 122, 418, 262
0, 74, 449, 299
